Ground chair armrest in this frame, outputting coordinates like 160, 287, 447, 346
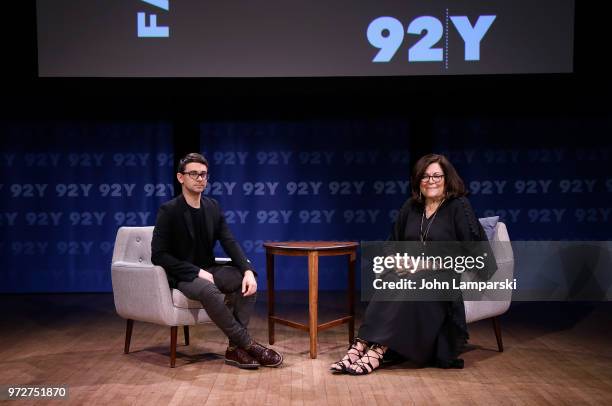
111, 262, 175, 326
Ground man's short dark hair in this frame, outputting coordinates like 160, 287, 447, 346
177, 152, 209, 173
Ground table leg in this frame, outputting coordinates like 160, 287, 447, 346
348, 250, 356, 343
308, 251, 319, 358
266, 251, 275, 345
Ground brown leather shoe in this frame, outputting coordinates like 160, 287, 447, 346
225, 346, 259, 369
245, 341, 283, 367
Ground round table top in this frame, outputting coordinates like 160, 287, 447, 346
263, 241, 359, 251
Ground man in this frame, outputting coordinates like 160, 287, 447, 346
151, 152, 282, 369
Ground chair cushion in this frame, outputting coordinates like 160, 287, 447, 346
479, 216, 499, 241
464, 299, 510, 324
172, 289, 204, 309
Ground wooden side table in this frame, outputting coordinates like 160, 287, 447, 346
263, 241, 358, 359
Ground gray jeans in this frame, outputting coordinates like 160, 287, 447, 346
177, 266, 256, 348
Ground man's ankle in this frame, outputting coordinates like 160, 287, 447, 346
235, 339, 255, 350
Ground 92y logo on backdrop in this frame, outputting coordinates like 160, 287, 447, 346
367, 12, 495, 64
137, 0, 170, 38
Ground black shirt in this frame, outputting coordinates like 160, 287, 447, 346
188, 205, 209, 269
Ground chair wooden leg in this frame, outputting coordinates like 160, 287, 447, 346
183, 326, 190, 346
170, 326, 178, 368
124, 319, 133, 354
492, 316, 504, 352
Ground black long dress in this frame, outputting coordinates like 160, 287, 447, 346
358, 196, 494, 368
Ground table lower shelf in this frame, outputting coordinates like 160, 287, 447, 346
269, 315, 353, 332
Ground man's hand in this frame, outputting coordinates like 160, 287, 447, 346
198, 269, 214, 284
242, 270, 257, 296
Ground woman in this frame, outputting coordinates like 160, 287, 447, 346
330, 153, 495, 375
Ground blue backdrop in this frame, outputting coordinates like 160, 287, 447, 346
1, 117, 610, 292
201, 117, 611, 291
432, 116, 611, 240
0, 121, 173, 292
201, 119, 411, 290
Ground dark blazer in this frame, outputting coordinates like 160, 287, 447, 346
151, 194, 252, 288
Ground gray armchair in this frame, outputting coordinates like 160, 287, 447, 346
463, 221, 515, 352
111, 226, 213, 367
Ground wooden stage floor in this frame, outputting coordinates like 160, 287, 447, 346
0, 292, 611, 405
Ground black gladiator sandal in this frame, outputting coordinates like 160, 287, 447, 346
330, 338, 368, 373
346, 343, 386, 375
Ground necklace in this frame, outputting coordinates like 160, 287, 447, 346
420, 199, 445, 245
